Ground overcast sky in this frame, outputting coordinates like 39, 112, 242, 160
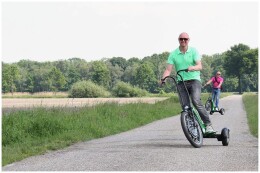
1, 1, 259, 63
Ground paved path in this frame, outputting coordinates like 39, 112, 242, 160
2, 95, 258, 171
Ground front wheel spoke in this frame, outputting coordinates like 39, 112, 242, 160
185, 115, 201, 143
186, 118, 198, 138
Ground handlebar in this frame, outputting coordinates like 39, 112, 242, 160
177, 69, 189, 74
160, 69, 188, 86
203, 84, 211, 89
160, 69, 191, 107
161, 69, 188, 81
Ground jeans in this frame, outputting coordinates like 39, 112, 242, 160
212, 88, 221, 108
177, 80, 211, 126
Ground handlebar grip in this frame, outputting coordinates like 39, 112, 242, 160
160, 79, 166, 87
177, 69, 188, 73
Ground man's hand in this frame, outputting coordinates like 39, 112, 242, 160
187, 66, 195, 71
203, 83, 208, 88
159, 79, 166, 86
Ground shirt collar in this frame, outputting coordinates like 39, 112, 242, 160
178, 47, 190, 54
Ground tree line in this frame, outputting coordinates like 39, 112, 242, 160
2, 43, 258, 94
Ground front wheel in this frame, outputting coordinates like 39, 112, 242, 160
180, 112, 203, 148
205, 100, 211, 112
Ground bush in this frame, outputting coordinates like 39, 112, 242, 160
68, 80, 111, 98
113, 82, 148, 97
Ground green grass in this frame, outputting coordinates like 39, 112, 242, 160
201, 92, 232, 101
242, 93, 258, 138
2, 97, 182, 166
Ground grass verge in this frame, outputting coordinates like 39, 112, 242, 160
2, 97, 181, 166
242, 93, 258, 138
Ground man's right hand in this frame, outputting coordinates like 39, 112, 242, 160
159, 79, 166, 86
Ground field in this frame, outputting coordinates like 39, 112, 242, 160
2, 97, 169, 109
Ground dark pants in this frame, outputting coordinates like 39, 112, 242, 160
177, 80, 211, 126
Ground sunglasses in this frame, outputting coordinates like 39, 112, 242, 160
179, 38, 189, 41
217, 74, 221, 75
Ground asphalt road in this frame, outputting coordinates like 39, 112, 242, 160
2, 95, 258, 171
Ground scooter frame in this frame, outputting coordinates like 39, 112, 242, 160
162, 69, 229, 147
204, 89, 225, 115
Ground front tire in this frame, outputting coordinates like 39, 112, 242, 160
180, 112, 203, 148
205, 100, 211, 112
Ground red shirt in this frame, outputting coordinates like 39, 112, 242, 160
211, 76, 224, 89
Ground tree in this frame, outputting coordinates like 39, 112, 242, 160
2, 63, 10, 93
32, 68, 50, 92
201, 56, 213, 84
2, 63, 19, 94
134, 62, 157, 92
122, 63, 139, 86
109, 57, 128, 70
127, 57, 141, 66
65, 67, 81, 90
15, 67, 27, 92
142, 52, 169, 81
25, 74, 34, 93
90, 61, 110, 88
224, 44, 251, 94
48, 67, 66, 92
243, 48, 258, 74
105, 61, 124, 90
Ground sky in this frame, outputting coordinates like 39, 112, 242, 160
1, 0, 259, 63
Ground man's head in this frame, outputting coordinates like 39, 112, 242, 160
216, 71, 221, 77
178, 32, 190, 47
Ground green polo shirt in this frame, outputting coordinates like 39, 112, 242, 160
167, 46, 201, 82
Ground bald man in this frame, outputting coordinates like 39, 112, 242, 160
161, 32, 215, 133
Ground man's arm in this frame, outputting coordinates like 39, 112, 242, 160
188, 60, 202, 71
217, 81, 223, 88
160, 64, 173, 83
204, 78, 213, 87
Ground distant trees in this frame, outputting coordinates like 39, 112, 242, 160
90, 61, 110, 88
224, 44, 258, 93
48, 67, 66, 92
2, 63, 19, 94
2, 44, 258, 96
134, 62, 157, 92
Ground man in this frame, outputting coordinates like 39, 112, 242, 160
161, 32, 215, 133
204, 71, 224, 110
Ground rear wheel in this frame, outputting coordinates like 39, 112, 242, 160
180, 111, 203, 148
220, 108, 225, 115
221, 128, 230, 146
205, 100, 211, 112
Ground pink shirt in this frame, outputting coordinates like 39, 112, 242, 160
211, 76, 224, 89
